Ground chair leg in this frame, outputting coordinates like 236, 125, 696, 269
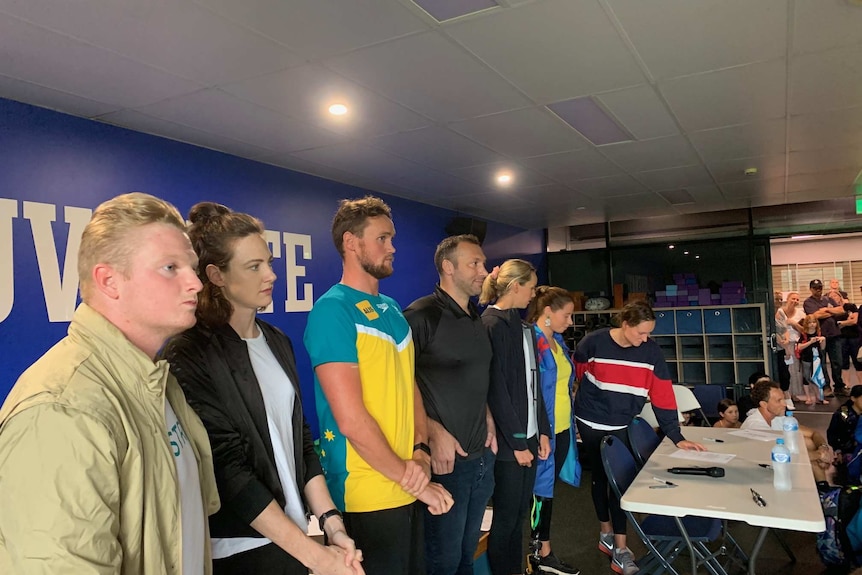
771, 529, 797, 563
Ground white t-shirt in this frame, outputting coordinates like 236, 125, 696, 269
522, 329, 538, 439
740, 408, 784, 432
212, 328, 307, 559
165, 400, 206, 575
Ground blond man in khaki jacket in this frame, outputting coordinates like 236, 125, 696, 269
0, 193, 219, 574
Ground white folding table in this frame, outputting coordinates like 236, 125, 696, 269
620, 427, 825, 574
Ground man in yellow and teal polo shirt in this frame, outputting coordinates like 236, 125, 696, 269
304, 195, 453, 575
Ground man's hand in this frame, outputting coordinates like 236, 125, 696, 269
676, 439, 706, 452
537, 434, 551, 460
399, 459, 431, 497
428, 424, 466, 475
485, 408, 498, 455
416, 482, 454, 515
514, 448, 534, 467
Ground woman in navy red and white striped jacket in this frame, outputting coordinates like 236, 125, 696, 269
573, 301, 704, 575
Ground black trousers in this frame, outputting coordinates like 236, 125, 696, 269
343, 502, 425, 575
531, 429, 571, 542
576, 421, 630, 536
489, 436, 538, 575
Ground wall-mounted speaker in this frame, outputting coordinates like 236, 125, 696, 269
445, 217, 487, 245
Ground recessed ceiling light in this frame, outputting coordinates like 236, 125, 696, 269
668, 244, 675, 249
695, 255, 700, 259
328, 103, 348, 116
684, 251, 690, 255
496, 173, 513, 186
744, 167, 758, 177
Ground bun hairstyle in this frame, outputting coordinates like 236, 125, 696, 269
526, 286, 574, 324
479, 258, 536, 305
187, 202, 264, 327
615, 300, 656, 328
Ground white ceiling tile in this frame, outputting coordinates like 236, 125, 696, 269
520, 148, 622, 182
789, 147, 862, 176
0, 73, 120, 118
595, 85, 680, 140
788, 169, 859, 193
447, 162, 553, 189
793, 0, 862, 55
607, 0, 787, 80
635, 164, 714, 191
573, 174, 649, 198
193, 0, 429, 59
136, 89, 344, 153
689, 119, 786, 162
518, 184, 590, 207
387, 165, 492, 198
707, 155, 787, 183
449, 107, 587, 158
660, 60, 786, 131
96, 109, 275, 160
788, 186, 854, 203
720, 177, 785, 198
290, 141, 427, 182
676, 184, 724, 203
369, 126, 503, 170
791, 46, 862, 114
790, 107, 862, 151
0, 0, 303, 85
445, 0, 644, 102
599, 135, 700, 172
255, 153, 385, 190
448, 191, 538, 212
325, 31, 531, 122
222, 65, 430, 138
0, 15, 201, 108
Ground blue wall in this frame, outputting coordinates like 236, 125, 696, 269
0, 98, 544, 434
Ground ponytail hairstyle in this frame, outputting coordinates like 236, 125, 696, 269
479, 259, 536, 305
526, 286, 575, 324
187, 202, 264, 327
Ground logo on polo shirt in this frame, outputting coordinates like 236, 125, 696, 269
356, 300, 379, 320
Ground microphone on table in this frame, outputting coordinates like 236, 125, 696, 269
666, 466, 725, 478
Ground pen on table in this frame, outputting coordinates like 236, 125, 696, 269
758, 463, 772, 470
652, 477, 676, 487
702, 437, 724, 443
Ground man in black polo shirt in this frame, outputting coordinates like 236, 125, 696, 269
804, 278, 849, 396
404, 235, 497, 575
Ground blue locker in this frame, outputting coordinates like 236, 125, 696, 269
704, 308, 732, 333
675, 309, 703, 334
653, 310, 675, 335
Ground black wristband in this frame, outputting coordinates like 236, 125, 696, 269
318, 508, 343, 532
413, 442, 431, 456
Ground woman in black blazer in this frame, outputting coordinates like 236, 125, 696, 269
163, 202, 363, 575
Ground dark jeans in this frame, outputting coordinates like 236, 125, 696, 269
213, 542, 306, 575
825, 336, 846, 390
841, 337, 862, 371
577, 421, 630, 536
425, 447, 496, 575
489, 436, 538, 575
775, 348, 791, 392
343, 502, 425, 575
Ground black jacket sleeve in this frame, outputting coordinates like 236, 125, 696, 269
164, 335, 275, 525
485, 314, 530, 453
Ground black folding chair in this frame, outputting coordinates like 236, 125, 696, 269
601, 435, 732, 575
628, 416, 662, 469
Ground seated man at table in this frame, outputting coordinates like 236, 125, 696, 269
742, 379, 833, 481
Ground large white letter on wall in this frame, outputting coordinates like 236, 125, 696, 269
0, 199, 17, 322
23, 202, 91, 322
284, 233, 312, 312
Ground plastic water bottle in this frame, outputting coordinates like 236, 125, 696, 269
783, 410, 800, 454
772, 438, 792, 491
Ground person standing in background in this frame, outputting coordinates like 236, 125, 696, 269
526, 286, 581, 575
404, 234, 497, 575
480, 259, 551, 575
775, 292, 806, 407
163, 202, 363, 575
0, 193, 219, 574
305, 196, 453, 575
805, 279, 849, 397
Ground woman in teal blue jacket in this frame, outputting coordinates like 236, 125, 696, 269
527, 286, 580, 575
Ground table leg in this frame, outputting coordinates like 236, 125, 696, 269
748, 527, 770, 575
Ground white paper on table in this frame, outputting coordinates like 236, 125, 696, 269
728, 429, 782, 442
668, 449, 736, 464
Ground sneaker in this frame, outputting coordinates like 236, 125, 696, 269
611, 547, 639, 575
598, 531, 614, 557
538, 552, 580, 575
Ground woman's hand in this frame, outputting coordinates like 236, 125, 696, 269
537, 434, 551, 460
514, 448, 534, 467
675, 439, 706, 452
